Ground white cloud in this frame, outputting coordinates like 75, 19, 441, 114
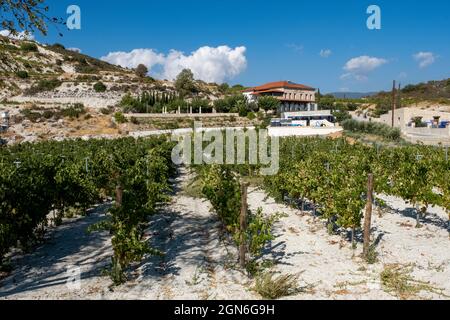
413, 52, 435, 68
67, 47, 82, 53
101, 45, 247, 83
340, 73, 368, 81
344, 56, 387, 73
101, 48, 165, 70
0, 30, 34, 40
320, 49, 332, 58
163, 46, 247, 83
287, 43, 304, 54
341, 55, 387, 81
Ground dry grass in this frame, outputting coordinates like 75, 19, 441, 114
253, 272, 302, 300
380, 264, 447, 300
181, 174, 204, 199
66, 116, 119, 136
365, 244, 379, 264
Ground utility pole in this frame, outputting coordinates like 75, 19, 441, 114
391, 80, 396, 128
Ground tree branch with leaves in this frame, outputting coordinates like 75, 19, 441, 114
0, 0, 64, 36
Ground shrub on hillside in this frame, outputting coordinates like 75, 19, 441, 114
20, 109, 41, 122
43, 110, 57, 119
61, 103, 86, 118
20, 42, 38, 52
93, 81, 107, 93
51, 43, 66, 50
75, 64, 97, 74
24, 79, 62, 95
238, 108, 248, 117
16, 70, 29, 79
218, 83, 230, 93
247, 112, 256, 120
130, 116, 139, 124
342, 119, 401, 141
100, 107, 114, 115
333, 110, 352, 123
114, 112, 128, 124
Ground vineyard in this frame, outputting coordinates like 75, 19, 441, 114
0, 137, 176, 284
264, 137, 449, 241
0, 133, 449, 299
192, 135, 449, 277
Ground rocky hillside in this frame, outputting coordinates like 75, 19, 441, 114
0, 36, 228, 144
0, 36, 222, 104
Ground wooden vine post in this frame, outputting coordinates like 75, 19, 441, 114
363, 173, 374, 259
115, 185, 123, 208
391, 80, 396, 128
239, 182, 249, 269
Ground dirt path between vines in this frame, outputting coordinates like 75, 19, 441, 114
1, 169, 449, 300
0, 169, 253, 300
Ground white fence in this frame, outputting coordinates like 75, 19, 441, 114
403, 127, 450, 138
130, 126, 343, 138
125, 113, 239, 119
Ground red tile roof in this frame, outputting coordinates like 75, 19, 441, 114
252, 89, 284, 95
244, 81, 315, 92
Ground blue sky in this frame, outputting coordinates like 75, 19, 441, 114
35, 0, 450, 93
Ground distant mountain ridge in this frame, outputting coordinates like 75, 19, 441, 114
327, 92, 378, 99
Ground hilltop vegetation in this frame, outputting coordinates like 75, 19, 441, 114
0, 36, 231, 103
319, 78, 450, 119
0, 37, 120, 76
400, 78, 450, 100
0, 36, 260, 144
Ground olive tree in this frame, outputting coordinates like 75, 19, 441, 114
257, 96, 280, 112
175, 68, 197, 97
135, 64, 148, 78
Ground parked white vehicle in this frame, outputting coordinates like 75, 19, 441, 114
310, 119, 335, 127
271, 110, 336, 128
1, 111, 9, 132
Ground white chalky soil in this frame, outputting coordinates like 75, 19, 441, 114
1, 170, 449, 300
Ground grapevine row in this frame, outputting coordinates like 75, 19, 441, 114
263, 137, 449, 238
0, 137, 175, 283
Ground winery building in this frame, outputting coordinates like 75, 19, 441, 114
243, 81, 318, 112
